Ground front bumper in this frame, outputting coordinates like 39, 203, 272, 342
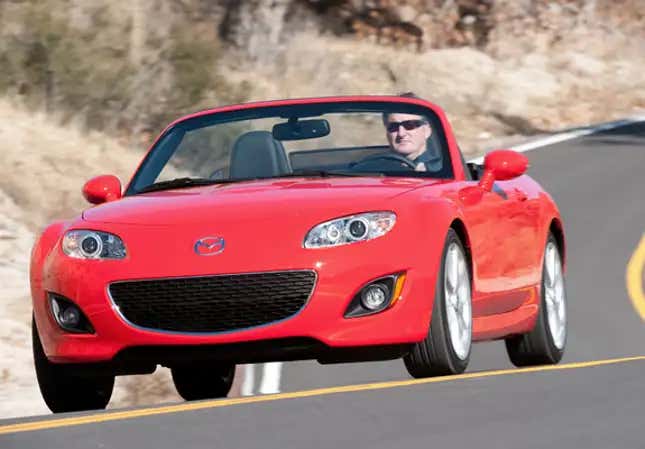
33, 223, 442, 364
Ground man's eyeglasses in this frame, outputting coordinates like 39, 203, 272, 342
386, 119, 427, 133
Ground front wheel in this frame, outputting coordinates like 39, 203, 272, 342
505, 233, 567, 366
404, 229, 472, 377
33, 317, 114, 413
171, 363, 235, 401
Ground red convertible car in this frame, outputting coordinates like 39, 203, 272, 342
30, 95, 567, 412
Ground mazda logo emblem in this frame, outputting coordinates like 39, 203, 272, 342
194, 237, 225, 256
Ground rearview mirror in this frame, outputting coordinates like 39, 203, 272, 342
479, 150, 528, 190
272, 118, 330, 141
82, 175, 122, 205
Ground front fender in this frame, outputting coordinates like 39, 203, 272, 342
397, 195, 464, 326
532, 188, 566, 271
30, 220, 71, 309
416, 195, 465, 247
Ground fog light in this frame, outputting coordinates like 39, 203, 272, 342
48, 293, 94, 333
361, 284, 389, 310
344, 273, 406, 318
60, 306, 81, 327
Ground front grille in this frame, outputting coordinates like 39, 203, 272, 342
109, 271, 316, 333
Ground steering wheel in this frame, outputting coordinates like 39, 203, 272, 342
350, 153, 417, 170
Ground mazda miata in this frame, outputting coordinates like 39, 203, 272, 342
30, 95, 568, 412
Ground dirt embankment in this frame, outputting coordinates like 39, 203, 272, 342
0, 100, 185, 418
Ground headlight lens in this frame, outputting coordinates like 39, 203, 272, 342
62, 230, 127, 259
304, 212, 396, 248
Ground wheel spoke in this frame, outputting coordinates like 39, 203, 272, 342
543, 242, 567, 351
557, 292, 566, 321
447, 292, 458, 308
553, 255, 562, 287
544, 250, 551, 287
546, 296, 556, 314
461, 298, 471, 328
546, 245, 557, 288
447, 306, 460, 340
442, 241, 472, 361
458, 312, 469, 340
456, 308, 465, 329
447, 246, 459, 292
458, 258, 467, 288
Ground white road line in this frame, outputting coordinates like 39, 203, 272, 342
258, 361, 284, 394
240, 364, 255, 396
469, 113, 645, 164
240, 362, 284, 396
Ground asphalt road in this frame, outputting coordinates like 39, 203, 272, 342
2, 121, 644, 448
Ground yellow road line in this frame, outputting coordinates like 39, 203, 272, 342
2, 355, 645, 436
626, 233, 645, 321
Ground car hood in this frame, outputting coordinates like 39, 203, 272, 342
82, 177, 444, 226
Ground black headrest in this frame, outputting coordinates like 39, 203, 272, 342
229, 131, 291, 179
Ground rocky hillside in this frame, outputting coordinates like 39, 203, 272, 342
1, 0, 644, 150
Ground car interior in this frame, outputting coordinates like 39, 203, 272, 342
227, 127, 458, 179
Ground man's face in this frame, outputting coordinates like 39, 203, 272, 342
384, 113, 431, 160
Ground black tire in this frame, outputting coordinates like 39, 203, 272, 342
404, 228, 472, 377
32, 317, 114, 413
505, 233, 567, 366
171, 363, 235, 401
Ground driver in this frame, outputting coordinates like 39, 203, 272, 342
383, 111, 433, 172
382, 92, 435, 171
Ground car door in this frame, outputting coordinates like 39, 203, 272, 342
463, 156, 541, 290
458, 179, 524, 317
496, 176, 543, 288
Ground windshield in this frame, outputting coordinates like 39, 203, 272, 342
126, 101, 453, 195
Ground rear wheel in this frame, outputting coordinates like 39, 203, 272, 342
505, 233, 567, 366
33, 317, 114, 413
404, 229, 472, 377
171, 363, 235, 401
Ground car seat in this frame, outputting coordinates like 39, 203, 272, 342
229, 131, 291, 179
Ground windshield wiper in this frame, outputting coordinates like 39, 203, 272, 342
137, 177, 237, 194
138, 171, 385, 193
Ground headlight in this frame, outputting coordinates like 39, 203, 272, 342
304, 212, 396, 248
62, 230, 127, 259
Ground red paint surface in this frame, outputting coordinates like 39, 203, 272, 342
82, 175, 122, 204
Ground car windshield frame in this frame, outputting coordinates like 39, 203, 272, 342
124, 101, 454, 196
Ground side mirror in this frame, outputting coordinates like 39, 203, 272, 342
82, 175, 122, 205
478, 149, 528, 191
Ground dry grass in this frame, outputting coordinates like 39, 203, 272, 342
0, 99, 143, 230
0, 187, 45, 418
0, 100, 191, 418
